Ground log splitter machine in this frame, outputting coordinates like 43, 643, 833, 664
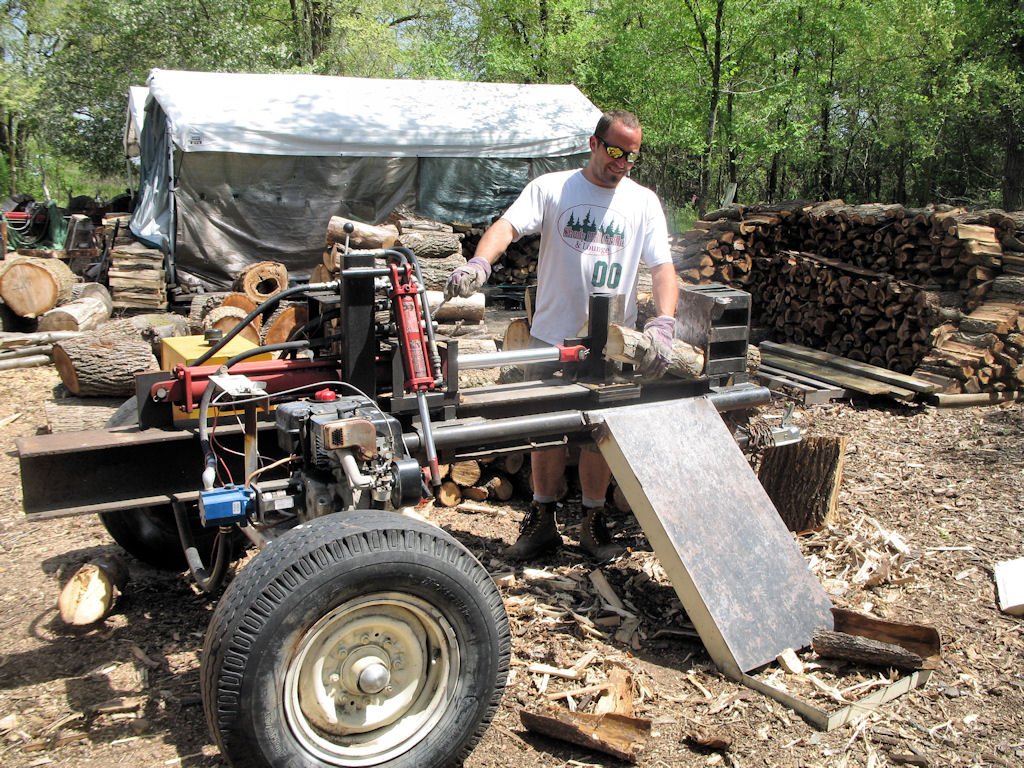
18, 228, 797, 768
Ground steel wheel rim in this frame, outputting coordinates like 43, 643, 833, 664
284, 592, 460, 766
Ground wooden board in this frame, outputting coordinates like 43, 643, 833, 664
589, 398, 833, 677
760, 351, 916, 400
754, 365, 846, 404
760, 341, 938, 395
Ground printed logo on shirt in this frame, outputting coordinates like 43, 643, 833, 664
558, 205, 626, 258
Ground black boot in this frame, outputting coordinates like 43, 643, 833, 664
504, 502, 561, 560
579, 505, 623, 562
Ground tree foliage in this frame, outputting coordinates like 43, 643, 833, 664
0, 0, 1021, 211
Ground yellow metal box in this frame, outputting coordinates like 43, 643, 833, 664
161, 334, 272, 371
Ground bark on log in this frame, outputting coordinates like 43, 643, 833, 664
811, 628, 925, 670
0, 354, 50, 370
187, 292, 232, 332
604, 324, 705, 379
758, 436, 847, 532
43, 397, 123, 433
232, 261, 288, 305
38, 295, 112, 332
52, 319, 158, 396
204, 305, 261, 345
397, 230, 462, 260
69, 282, 113, 311
128, 313, 190, 354
325, 216, 399, 249
0, 256, 75, 317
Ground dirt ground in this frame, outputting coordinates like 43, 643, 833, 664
1, 362, 1023, 768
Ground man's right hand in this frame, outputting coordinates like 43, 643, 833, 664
444, 256, 492, 299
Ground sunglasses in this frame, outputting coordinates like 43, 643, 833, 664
595, 134, 640, 163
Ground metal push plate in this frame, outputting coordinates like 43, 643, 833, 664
588, 397, 833, 677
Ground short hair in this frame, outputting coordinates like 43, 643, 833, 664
595, 110, 641, 137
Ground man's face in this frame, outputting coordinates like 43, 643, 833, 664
587, 121, 642, 188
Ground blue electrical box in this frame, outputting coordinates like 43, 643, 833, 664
199, 485, 254, 527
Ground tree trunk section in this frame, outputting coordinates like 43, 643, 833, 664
325, 216, 399, 249
232, 261, 288, 305
604, 324, 705, 379
758, 436, 846, 532
52, 320, 158, 396
397, 230, 462, 260
38, 295, 111, 332
262, 303, 309, 345
0, 256, 75, 317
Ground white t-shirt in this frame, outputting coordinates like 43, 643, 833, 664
501, 169, 671, 346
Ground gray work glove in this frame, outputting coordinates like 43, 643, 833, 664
640, 315, 675, 378
444, 256, 492, 299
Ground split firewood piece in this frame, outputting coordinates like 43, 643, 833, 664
776, 647, 805, 674
502, 317, 531, 352
204, 305, 261, 345
604, 323, 705, 379
52, 319, 158, 396
449, 460, 482, 487
39, 289, 112, 333
593, 667, 634, 716
232, 261, 288, 305
519, 707, 651, 763
425, 290, 485, 323
435, 480, 462, 507
58, 554, 130, 625
811, 629, 925, 671
325, 216, 399, 250
0, 255, 75, 317
589, 570, 634, 617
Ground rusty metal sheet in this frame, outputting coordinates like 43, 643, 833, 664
589, 397, 833, 677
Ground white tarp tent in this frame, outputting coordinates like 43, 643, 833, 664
129, 69, 603, 287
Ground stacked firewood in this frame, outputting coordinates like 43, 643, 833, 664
460, 225, 541, 285
108, 242, 167, 310
680, 200, 1024, 394
433, 454, 526, 507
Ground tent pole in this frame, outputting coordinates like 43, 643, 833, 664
165, 122, 177, 286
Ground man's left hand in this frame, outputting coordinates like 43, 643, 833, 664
640, 315, 675, 377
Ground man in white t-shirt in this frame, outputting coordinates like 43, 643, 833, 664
445, 109, 679, 561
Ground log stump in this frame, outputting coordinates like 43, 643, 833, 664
758, 435, 847, 532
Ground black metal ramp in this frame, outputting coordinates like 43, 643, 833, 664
588, 397, 833, 678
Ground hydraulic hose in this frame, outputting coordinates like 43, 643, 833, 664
192, 280, 339, 367
172, 500, 229, 593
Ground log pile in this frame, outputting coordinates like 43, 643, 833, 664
433, 454, 525, 508
679, 200, 1024, 394
461, 224, 541, 285
107, 242, 167, 310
